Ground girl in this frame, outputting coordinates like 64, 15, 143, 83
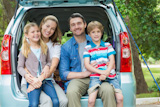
17, 22, 59, 107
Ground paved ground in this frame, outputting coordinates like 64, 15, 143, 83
136, 98, 160, 107
137, 105, 160, 107
141, 64, 160, 68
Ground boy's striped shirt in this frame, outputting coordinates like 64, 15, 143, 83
83, 40, 116, 79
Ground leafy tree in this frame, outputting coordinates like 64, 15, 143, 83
115, 0, 160, 93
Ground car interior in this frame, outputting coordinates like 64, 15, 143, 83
15, 6, 115, 93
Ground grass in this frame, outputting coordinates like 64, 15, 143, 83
136, 67, 160, 98
142, 68, 160, 87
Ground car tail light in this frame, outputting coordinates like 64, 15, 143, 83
0, 34, 12, 75
119, 32, 132, 72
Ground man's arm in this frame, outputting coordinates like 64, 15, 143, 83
59, 46, 90, 80
66, 70, 91, 80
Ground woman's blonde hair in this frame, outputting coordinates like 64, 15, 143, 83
39, 15, 62, 45
22, 22, 48, 58
87, 21, 104, 34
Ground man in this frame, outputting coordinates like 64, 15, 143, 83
59, 13, 116, 107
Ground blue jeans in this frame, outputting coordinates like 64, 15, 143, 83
27, 80, 59, 107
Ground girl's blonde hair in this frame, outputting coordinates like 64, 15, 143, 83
39, 15, 62, 45
87, 21, 104, 34
22, 22, 48, 58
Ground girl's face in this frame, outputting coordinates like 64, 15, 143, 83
89, 27, 102, 43
26, 26, 41, 43
41, 20, 57, 40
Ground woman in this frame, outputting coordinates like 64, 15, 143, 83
21, 15, 68, 107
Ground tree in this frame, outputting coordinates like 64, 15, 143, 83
0, 0, 16, 36
1, 0, 16, 23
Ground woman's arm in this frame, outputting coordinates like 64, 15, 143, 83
41, 57, 59, 79
49, 58, 59, 77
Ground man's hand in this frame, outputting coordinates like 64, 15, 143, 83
24, 73, 34, 84
82, 70, 91, 78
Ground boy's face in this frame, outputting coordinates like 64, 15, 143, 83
89, 27, 102, 43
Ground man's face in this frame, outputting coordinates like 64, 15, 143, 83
69, 17, 86, 37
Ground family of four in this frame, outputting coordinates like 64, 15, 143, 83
17, 13, 123, 107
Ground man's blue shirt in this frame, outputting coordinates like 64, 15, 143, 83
59, 34, 91, 92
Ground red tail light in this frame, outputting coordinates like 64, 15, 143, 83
119, 32, 132, 72
0, 34, 12, 75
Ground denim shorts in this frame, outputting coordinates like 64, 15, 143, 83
89, 77, 102, 89
88, 77, 122, 94
105, 77, 122, 93
88, 77, 102, 95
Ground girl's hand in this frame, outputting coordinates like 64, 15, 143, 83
99, 74, 107, 81
24, 73, 34, 84
27, 84, 35, 93
41, 65, 50, 79
32, 77, 42, 88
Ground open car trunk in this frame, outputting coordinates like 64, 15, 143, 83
15, 5, 119, 95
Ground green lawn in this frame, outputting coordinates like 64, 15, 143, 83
142, 67, 160, 87
136, 67, 160, 98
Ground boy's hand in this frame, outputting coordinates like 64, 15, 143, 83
41, 65, 50, 79
99, 74, 107, 80
104, 70, 110, 77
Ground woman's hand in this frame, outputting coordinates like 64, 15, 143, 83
32, 77, 42, 89
41, 65, 50, 79
24, 73, 34, 84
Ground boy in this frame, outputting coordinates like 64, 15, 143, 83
83, 21, 123, 107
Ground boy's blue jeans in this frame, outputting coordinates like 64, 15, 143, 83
27, 80, 59, 107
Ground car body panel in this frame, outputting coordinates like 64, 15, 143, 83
0, 2, 136, 107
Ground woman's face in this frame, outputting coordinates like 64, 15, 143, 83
41, 19, 57, 41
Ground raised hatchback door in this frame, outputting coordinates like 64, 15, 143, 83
18, 0, 112, 6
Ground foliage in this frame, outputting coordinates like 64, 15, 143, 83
61, 31, 72, 45
0, 2, 10, 36
115, 0, 160, 60
148, 77, 160, 97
